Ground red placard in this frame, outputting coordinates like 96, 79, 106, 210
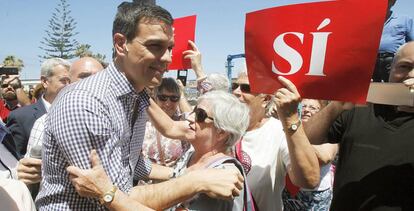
245, 0, 387, 103
168, 15, 197, 70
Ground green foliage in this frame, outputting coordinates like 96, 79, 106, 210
2, 55, 24, 71
75, 44, 108, 68
39, 0, 78, 60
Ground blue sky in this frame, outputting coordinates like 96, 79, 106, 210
1, 0, 413, 80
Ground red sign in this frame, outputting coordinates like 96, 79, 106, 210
168, 15, 197, 70
245, 0, 387, 103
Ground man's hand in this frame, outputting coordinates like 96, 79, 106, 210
274, 76, 301, 121
66, 150, 113, 198
330, 101, 355, 112
17, 157, 42, 184
403, 78, 414, 91
188, 168, 244, 200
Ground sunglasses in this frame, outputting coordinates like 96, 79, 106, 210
1, 84, 10, 89
192, 107, 214, 123
157, 94, 180, 102
232, 83, 251, 93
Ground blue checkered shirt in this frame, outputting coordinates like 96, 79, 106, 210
36, 63, 152, 210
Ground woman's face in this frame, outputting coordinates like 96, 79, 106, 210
155, 89, 180, 117
301, 99, 321, 122
187, 100, 217, 148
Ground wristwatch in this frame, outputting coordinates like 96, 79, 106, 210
286, 119, 301, 133
100, 185, 118, 205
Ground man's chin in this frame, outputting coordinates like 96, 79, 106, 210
2, 94, 17, 101
148, 77, 163, 87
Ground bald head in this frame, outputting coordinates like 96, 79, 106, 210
389, 41, 414, 83
70, 57, 104, 82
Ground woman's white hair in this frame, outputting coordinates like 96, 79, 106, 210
40, 58, 71, 78
205, 73, 229, 91
198, 90, 250, 150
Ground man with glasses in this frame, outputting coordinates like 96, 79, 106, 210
37, 3, 244, 210
232, 71, 319, 211
0, 76, 31, 123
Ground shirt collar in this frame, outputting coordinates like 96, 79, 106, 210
107, 62, 140, 97
107, 62, 150, 107
41, 95, 51, 112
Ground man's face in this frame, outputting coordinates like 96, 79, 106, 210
70, 58, 104, 82
122, 20, 174, 91
1, 77, 17, 101
232, 74, 266, 116
389, 43, 414, 84
42, 65, 70, 101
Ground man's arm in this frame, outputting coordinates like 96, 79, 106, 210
8, 76, 31, 106
176, 79, 192, 113
303, 102, 352, 145
148, 163, 173, 181
146, 98, 195, 141
67, 150, 244, 211
275, 76, 320, 189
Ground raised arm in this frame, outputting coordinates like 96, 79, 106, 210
176, 79, 192, 113
274, 76, 320, 189
146, 98, 195, 141
303, 101, 353, 145
183, 40, 205, 80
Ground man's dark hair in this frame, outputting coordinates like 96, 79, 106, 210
113, 2, 173, 42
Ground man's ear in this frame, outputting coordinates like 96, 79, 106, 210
40, 76, 48, 89
113, 33, 128, 57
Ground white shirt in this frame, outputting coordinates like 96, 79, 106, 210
243, 117, 290, 211
0, 178, 36, 211
25, 114, 46, 158
40, 95, 51, 112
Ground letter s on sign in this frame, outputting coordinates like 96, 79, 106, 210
272, 32, 304, 75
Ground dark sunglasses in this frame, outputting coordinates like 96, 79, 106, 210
1, 84, 10, 89
232, 83, 251, 93
192, 107, 214, 123
157, 94, 180, 102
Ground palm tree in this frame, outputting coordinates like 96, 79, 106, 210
75, 44, 93, 58
3, 55, 24, 71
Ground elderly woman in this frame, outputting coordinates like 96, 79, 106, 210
283, 99, 338, 211
143, 77, 190, 167
67, 90, 252, 211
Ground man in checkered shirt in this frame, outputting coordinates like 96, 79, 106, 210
37, 3, 243, 211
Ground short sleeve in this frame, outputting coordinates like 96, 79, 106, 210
279, 137, 291, 169
327, 109, 352, 144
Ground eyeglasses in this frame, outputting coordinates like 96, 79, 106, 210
302, 104, 320, 112
232, 83, 251, 93
157, 94, 180, 102
192, 106, 214, 123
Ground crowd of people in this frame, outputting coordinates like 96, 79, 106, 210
0, 0, 413, 211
